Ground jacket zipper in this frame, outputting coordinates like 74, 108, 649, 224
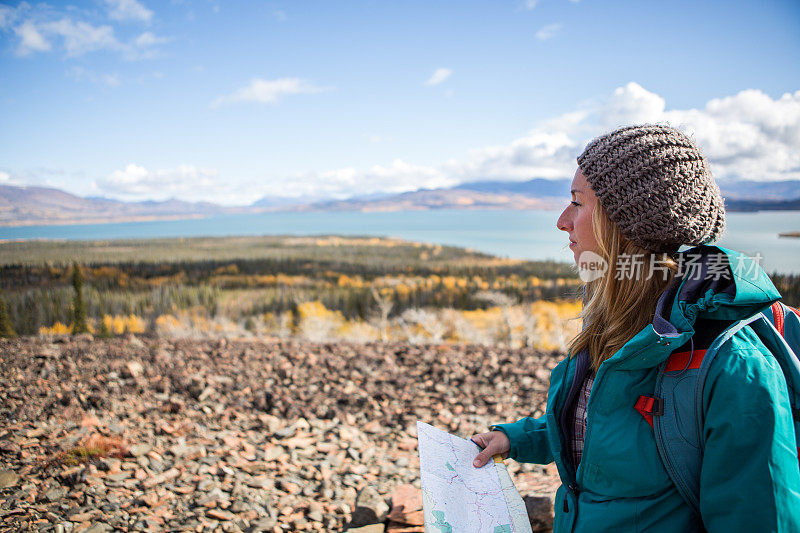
564, 360, 610, 514
563, 483, 580, 512
557, 352, 587, 514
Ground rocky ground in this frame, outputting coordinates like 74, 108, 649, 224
0, 335, 562, 532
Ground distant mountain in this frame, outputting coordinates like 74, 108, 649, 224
297, 187, 562, 212
0, 185, 255, 227
302, 177, 800, 213
724, 197, 800, 212
454, 178, 571, 198
251, 195, 324, 208
3, 177, 800, 227
718, 180, 800, 201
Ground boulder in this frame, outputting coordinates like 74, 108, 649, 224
350, 485, 390, 528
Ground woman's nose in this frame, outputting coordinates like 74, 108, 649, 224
557, 208, 571, 232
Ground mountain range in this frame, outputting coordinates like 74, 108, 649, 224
2, 178, 800, 227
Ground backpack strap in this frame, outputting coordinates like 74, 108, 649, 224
750, 305, 800, 446
651, 305, 800, 516
771, 301, 785, 335
652, 314, 764, 517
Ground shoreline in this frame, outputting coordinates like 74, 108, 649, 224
6, 206, 800, 229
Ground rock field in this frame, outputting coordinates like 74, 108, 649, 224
0, 335, 561, 532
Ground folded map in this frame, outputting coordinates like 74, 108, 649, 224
417, 421, 532, 533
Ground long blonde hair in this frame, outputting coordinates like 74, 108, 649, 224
570, 203, 678, 372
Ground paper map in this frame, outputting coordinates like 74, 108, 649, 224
417, 421, 532, 533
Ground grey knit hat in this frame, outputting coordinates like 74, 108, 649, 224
577, 124, 726, 254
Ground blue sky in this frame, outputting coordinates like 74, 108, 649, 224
1, 0, 799, 205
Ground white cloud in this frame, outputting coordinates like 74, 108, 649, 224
273, 9, 287, 22
212, 78, 331, 107
124, 30, 169, 59
598, 81, 666, 129
523, 0, 539, 9
66, 66, 121, 87
446, 130, 578, 183
662, 89, 800, 181
97, 164, 232, 202
442, 82, 800, 184
0, 171, 10, 182
1, 3, 166, 59
43, 19, 119, 56
278, 160, 454, 200
40, 83, 800, 205
134, 31, 166, 47
104, 0, 153, 23
424, 68, 452, 86
287, 83, 799, 198
14, 20, 51, 55
535, 23, 562, 41
0, 2, 24, 30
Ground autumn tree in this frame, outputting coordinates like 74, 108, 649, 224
0, 290, 15, 338
71, 262, 89, 334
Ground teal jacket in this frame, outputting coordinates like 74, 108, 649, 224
493, 246, 800, 532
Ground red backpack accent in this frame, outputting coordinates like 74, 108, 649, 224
634, 395, 663, 428
663, 349, 707, 372
772, 302, 785, 335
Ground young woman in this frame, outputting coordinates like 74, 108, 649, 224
471, 124, 800, 532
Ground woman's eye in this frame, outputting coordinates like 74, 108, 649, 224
571, 201, 581, 207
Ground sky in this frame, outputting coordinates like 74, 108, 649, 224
0, 0, 799, 206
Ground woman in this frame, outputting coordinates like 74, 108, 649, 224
471, 124, 800, 532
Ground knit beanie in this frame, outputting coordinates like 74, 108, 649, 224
576, 124, 726, 254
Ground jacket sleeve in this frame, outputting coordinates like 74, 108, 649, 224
490, 416, 554, 464
699, 328, 800, 532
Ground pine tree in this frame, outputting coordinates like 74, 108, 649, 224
0, 290, 15, 338
71, 262, 89, 334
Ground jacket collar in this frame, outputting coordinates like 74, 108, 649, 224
609, 245, 780, 371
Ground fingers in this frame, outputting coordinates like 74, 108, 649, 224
471, 431, 510, 468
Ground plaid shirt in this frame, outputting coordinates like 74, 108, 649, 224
572, 371, 595, 467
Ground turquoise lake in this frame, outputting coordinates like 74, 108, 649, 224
2, 209, 800, 274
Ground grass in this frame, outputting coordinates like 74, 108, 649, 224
47, 434, 128, 468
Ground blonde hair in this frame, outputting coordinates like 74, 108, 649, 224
569, 203, 678, 372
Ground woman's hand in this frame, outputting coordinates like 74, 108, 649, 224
471, 431, 510, 468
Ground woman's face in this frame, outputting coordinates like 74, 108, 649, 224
557, 168, 599, 264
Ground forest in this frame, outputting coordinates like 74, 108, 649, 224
0, 236, 584, 349
1, 236, 798, 349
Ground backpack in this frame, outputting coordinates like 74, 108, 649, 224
634, 301, 800, 517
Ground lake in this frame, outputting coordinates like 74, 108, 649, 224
2, 209, 800, 274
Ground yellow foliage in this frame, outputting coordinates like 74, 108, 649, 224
213, 264, 239, 275
379, 287, 393, 298
337, 274, 364, 288
441, 276, 457, 290
156, 314, 181, 328
275, 273, 308, 286
126, 314, 146, 334
111, 315, 126, 335
296, 300, 343, 321
394, 283, 411, 299
39, 322, 70, 335
460, 307, 503, 330
91, 266, 123, 279
101, 314, 146, 335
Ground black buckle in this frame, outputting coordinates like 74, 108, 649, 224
651, 397, 664, 417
